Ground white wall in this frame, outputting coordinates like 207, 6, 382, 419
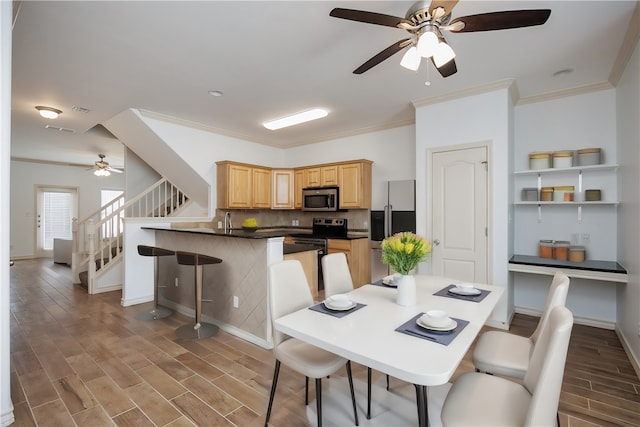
617, 38, 640, 368
125, 147, 160, 197
1, 2, 13, 424
139, 114, 285, 214
415, 87, 513, 327
514, 89, 619, 325
10, 160, 125, 258
285, 125, 416, 210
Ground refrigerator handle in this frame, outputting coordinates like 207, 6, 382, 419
383, 204, 389, 237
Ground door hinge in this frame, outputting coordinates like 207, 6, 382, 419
485, 227, 488, 237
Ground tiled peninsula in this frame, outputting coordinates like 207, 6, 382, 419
141, 226, 295, 349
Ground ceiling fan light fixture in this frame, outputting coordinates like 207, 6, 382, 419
400, 46, 421, 71
433, 42, 456, 68
94, 168, 110, 177
263, 108, 328, 130
417, 30, 439, 58
35, 106, 62, 119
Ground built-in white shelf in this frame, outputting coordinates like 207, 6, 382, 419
514, 164, 619, 176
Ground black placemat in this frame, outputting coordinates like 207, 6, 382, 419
308, 302, 367, 318
371, 278, 397, 288
395, 313, 469, 346
433, 284, 491, 303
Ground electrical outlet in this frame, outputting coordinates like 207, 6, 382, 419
581, 233, 590, 244
233, 296, 239, 308
175, 277, 179, 287
217, 221, 223, 229
363, 221, 368, 228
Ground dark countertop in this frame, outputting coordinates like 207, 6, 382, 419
142, 226, 369, 240
509, 254, 627, 274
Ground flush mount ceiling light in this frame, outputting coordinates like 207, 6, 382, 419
208, 90, 224, 97
35, 105, 62, 119
94, 168, 111, 177
263, 108, 328, 130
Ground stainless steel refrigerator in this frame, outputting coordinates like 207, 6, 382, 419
370, 180, 416, 280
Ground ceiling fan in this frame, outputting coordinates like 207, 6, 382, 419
330, 0, 551, 77
91, 154, 123, 176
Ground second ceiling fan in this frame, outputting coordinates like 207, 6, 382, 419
330, 0, 551, 77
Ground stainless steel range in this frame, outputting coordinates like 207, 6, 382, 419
288, 218, 348, 290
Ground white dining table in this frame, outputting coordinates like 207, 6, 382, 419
273, 275, 504, 427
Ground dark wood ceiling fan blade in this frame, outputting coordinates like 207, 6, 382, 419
432, 57, 457, 77
449, 9, 551, 33
353, 39, 411, 74
429, 0, 459, 17
330, 8, 412, 28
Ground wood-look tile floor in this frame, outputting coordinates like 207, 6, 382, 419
8, 258, 640, 426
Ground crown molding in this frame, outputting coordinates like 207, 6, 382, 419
609, 0, 640, 86
516, 82, 614, 106
411, 79, 517, 108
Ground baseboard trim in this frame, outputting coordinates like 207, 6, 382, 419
615, 327, 640, 380
1, 407, 15, 427
515, 307, 616, 330
121, 295, 153, 307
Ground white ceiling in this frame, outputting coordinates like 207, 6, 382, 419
10, 1, 638, 170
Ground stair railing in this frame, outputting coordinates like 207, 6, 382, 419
72, 178, 189, 290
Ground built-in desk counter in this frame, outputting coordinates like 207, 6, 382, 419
509, 254, 628, 283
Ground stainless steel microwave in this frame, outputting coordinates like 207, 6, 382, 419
302, 187, 339, 211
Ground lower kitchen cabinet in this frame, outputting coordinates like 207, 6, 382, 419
327, 238, 370, 287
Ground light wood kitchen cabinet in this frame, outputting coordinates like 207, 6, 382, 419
252, 166, 272, 208
338, 161, 372, 209
217, 161, 271, 209
272, 169, 294, 209
327, 238, 370, 287
304, 165, 339, 188
294, 169, 305, 208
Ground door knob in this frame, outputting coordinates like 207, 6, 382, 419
433, 239, 440, 246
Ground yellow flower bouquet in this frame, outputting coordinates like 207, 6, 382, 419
381, 232, 432, 275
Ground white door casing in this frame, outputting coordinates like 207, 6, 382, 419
431, 146, 488, 283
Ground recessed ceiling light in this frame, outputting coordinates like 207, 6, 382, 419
208, 90, 224, 97
35, 105, 62, 119
263, 108, 329, 130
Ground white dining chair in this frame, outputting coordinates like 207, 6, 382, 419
321, 252, 383, 419
442, 305, 574, 426
472, 271, 570, 378
322, 252, 355, 297
265, 260, 359, 427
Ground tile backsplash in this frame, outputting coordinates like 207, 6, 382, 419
211, 209, 370, 233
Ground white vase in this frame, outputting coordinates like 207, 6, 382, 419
396, 274, 416, 306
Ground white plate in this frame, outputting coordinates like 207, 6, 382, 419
417, 317, 457, 332
382, 274, 401, 286
448, 286, 482, 296
323, 300, 356, 311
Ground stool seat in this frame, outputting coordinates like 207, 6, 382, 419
175, 251, 222, 340
136, 245, 175, 321
176, 252, 222, 266
138, 245, 175, 258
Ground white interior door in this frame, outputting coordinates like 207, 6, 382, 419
36, 186, 78, 258
431, 146, 488, 283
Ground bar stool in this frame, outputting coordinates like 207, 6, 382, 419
175, 251, 222, 339
135, 245, 175, 321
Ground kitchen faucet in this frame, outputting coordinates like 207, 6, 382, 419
224, 211, 232, 233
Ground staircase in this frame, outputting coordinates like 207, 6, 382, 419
73, 178, 190, 294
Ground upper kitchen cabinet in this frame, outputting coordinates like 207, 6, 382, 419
217, 161, 271, 209
304, 165, 338, 187
339, 161, 372, 209
272, 169, 294, 209
294, 169, 305, 209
